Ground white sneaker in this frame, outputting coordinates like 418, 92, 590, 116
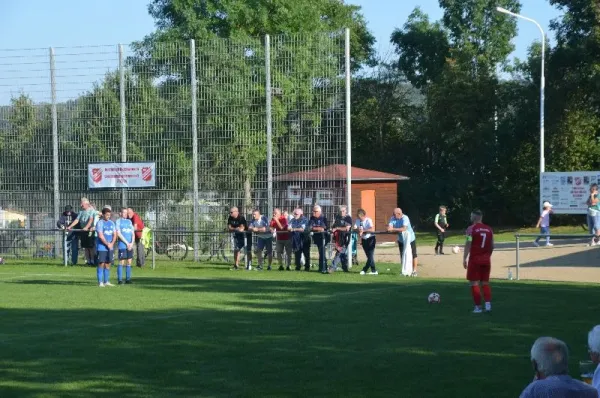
99, 282, 105, 287
411, 271, 418, 277
104, 282, 114, 287
485, 302, 492, 312
367, 271, 378, 275
473, 306, 483, 314
545, 243, 554, 247
533, 241, 539, 247
360, 271, 366, 275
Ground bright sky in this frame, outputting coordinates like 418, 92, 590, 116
0, 0, 562, 104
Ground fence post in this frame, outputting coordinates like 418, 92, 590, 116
152, 229, 155, 270
190, 39, 199, 262
50, 47, 61, 260
118, 44, 127, 208
515, 234, 520, 280
344, 28, 352, 272
63, 229, 68, 266
265, 34, 273, 217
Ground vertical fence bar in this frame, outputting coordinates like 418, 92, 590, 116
119, 44, 127, 208
190, 39, 199, 262
265, 34, 273, 217
515, 234, 520, 280
152, 229, 155, 270
344, 28, 352, 271
50, 47, 61, 259
63, 229, 68, 266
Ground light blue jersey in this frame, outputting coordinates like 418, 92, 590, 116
96, 219, 116, 252
249, 216, 271, 239
388, 215, 415, 243
116, 218, 134, 250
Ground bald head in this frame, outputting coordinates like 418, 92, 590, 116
393, 208, 403, 218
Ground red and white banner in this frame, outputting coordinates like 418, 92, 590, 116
88, 163, 156, 189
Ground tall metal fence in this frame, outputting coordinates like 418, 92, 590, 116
0, 31, 351, 253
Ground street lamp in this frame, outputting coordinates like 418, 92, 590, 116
496, 6, 546, 205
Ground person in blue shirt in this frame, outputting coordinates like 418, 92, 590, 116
96, 207, 117, 287
289, 208, 309, 271
116, 207, 135, 284
308, 205, 329, 274
248, 209, 271, 271
387, 208, 419, 277
354, 208, 377, 275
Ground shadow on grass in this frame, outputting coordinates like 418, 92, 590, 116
518, 246, 600, 268
2, 276, 600, 397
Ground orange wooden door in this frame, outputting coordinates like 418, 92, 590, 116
360, 190, 376, 229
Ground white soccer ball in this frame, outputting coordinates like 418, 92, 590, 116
428, 292, 441, 304
452, 246, 460, 254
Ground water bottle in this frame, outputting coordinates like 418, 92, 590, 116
508, 268, 513, 280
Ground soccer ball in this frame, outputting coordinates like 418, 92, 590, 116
452, 246, 460, 254
428, 292, 441, 304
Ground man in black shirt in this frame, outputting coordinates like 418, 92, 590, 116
331, 205, 352, 272
227, 207, 249, 270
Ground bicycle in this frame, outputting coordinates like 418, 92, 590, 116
198, 233, 230, 263
11, 231, 33, 259
145, 229, 189, 260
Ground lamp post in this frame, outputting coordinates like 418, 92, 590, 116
496, 7, 546, 206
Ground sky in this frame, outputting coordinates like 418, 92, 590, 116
0, 0, 562, 104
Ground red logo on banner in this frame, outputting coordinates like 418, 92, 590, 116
92, 168, 102, 183
142, 167, 152, 182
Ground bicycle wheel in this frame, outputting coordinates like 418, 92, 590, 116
166, 244, 188, 260
12, 237, 32, 259
324, 243, 335, 261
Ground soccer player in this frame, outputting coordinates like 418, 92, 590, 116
227, 207, 248, 270
248, 209, 271, 271
96, 207, 117, 287
463, 210, 494, 313
434, 206, 449, 255
116, 208, 135, 284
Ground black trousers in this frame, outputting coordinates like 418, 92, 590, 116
296, 236, 311, 271
361, 236, 376, 272
435, 231, 446, 253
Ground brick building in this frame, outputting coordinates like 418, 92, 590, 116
274, 164, 408, 241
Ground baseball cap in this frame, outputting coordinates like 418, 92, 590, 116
543, 201, 553, 208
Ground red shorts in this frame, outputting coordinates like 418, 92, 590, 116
466, 263, 491, 282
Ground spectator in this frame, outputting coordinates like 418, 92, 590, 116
57, 205, 79, 265
289, 208, 308, 271
127, 208, 146, 268
308, 205, 329, 274
534, 201, 554, 247
388, 208, 419, 277
354, 208, 377, 275
587, 325, 600, 392
331, 205, 353, 272
67, 198, 96, 266
434, 205, 449, 255
248, 209, 270, 271
270, 208, 291, 271
588, 184, 600, 246
227, 207, 248, 270
519, 337, 597, 398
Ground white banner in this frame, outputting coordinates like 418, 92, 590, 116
541, 171, 600, 214
88, 163, 156, 189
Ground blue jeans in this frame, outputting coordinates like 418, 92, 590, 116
588, 214, 596, 235
535, 227, 550, 245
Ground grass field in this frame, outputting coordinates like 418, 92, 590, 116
0, 262, 598, 397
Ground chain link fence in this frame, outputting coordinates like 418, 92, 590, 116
0, 31, 350, 260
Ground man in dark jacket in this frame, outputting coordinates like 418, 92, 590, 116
57, 205, 79, 265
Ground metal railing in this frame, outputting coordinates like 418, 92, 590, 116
514, 233, 595, 280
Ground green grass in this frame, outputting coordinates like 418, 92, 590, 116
415, 225, 588, 245
0, 261, 598, 397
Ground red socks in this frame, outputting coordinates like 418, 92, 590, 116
471, 285, 481, 306
482, 284, 492, 302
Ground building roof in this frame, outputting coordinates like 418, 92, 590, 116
274, 164, 409, 182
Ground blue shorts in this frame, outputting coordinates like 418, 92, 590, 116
97, 250, 114, 264
118, 249, 134, 260
234, 235, 247, 250
256, 238, 272, 253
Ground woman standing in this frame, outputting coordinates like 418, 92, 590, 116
354, 209, 377, 275
588, 184, 600, 246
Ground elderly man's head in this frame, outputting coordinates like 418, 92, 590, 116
393, 208, 403, 218
273, 208, 281, 217
588, 325, 600, 364
530, 337, 569, 379
339, 205, 347, 215
127, 208, 135, 219
80, 197, 90, 210
313, 205, 322, 216
293, 208, 303, 219
230, 207, 239, 217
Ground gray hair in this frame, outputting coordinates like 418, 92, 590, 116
530, 337, 569, 376
313, 205, 322, 212
588, 326, 600, 354
339, 205, 347, 212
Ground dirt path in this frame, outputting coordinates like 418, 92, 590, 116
362, 239, 600, 284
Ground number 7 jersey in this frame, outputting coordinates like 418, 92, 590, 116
466, 223, 494, 266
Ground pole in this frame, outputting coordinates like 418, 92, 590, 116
515, 234, 520, 281
50, 47, 61, 260
265, 35, 273, 217
118, 44, 127, 208
151, 228, 155, 270
190, 39, 199, 262
63, 229, 68, 267
344, 28, 352, 271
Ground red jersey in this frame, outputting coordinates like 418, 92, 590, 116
270, 216, 290, 240
466, 222, 493, 266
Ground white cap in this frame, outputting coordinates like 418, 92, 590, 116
543, 201, 553, 208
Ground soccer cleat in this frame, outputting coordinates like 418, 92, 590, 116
485, 303, 492, 312
104, 282, 114, 287
473, 306, 483, 314
118, 280, 124, 285
125, 280, 133, 284
367, 271, 378, 275
99, 282, 105, 287
360, 271, 366, 275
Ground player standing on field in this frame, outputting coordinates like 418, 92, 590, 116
463, 210, 494, 313
96, 207, 117, 287
116, 208, 135, 284
434, 206, 449, 255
